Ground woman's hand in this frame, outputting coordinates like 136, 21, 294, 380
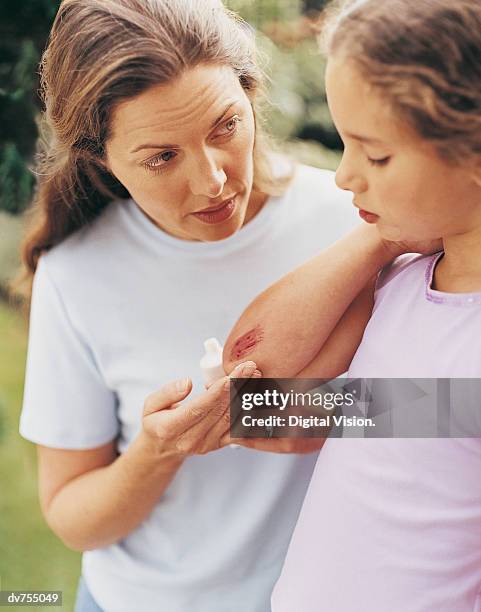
222, 435, 327, 454
142, 362, 261, 457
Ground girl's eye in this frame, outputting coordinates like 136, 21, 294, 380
215, 115, 241, 137
143, 150, 177, 172
367, 156, 390, 167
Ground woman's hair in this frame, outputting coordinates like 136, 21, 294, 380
16, 0, 291, 300
322, 0, 481, 162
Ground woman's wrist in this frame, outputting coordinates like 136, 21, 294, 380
135, 429, 186, 469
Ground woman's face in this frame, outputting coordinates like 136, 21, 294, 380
104, 63, 263, 242
325, 57, 481, 242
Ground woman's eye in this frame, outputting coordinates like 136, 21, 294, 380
367, 156, 390, 167
215, 115, 241, 137
144, 150, 177, 171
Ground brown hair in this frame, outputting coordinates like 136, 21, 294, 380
322, 0, 481, 162
16, 0, 291, 300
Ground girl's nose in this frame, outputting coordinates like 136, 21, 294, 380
335, 150, 367, 194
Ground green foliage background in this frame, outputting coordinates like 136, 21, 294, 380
0, 1, 60, 214
0, 300, 81, 610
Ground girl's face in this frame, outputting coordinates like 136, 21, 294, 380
325, 57, 481, 242
104, 63, 264, 242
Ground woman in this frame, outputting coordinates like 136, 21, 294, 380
17, 0, 358, 610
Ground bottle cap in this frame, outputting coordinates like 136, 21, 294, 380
204, 337, 222, 355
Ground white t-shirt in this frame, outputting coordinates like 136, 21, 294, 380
20, 164, 358, 612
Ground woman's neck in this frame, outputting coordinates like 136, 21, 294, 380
242, 190, 268, 226
434, 225, 481, 293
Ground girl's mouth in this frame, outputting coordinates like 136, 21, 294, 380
358, 209, 380, 224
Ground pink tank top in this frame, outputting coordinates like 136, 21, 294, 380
272, 254, 481, 612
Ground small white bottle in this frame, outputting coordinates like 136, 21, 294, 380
200, 337, 225, 385
200, 337, 240, 449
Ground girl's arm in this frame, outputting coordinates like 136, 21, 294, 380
223, 224, 390, 379
221, 285, 375, 453
293, 277, 376, 379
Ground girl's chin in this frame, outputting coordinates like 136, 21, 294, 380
379, 226, 433, 246
376, 223, 405, 243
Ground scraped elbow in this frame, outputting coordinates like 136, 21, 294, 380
223, 323, 265, 374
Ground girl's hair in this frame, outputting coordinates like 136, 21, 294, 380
322, 0, 481, 162
16, 0, 290, 300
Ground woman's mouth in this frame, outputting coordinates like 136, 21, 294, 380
192, 196, 238, 225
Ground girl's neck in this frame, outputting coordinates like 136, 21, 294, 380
434, 226, 481, 293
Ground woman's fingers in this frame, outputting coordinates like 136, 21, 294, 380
143, 377, 192, 417
168, 362, 261, 452
221, 437, 327, 454
204, 360, 260, 390
176, 383, 232, 454
229, 361, 257, 378
147, 373, 232, 442
142, 361, 262, 455
177, 359, 260, 452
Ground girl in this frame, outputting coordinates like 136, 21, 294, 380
224, 1, 481, 610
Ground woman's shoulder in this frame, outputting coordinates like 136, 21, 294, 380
44, 199, 128, 266
291, 162, 337, 188
269, 154, 339, 193
40, 198, 131, 290
280, 162, 358, 231
290, 163, 353, 207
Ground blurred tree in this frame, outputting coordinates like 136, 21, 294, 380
301, 0, 329, 17
0, 0, 60, 215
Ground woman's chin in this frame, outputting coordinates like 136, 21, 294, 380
195, 214, 244, 242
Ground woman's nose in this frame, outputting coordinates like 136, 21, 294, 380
335, 150, 367, 194
188, 149, 227, 198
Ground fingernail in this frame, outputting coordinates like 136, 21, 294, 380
234, 361, 256, 376
175, 377, 190, 393
252, 369, 262, 378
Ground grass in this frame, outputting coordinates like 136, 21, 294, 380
0, 212, 23, 289
0, 301, 81, 610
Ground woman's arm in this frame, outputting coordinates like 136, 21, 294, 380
223, 224, 391, 378
38, 431, 184, 552
40, 363, 259, 552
